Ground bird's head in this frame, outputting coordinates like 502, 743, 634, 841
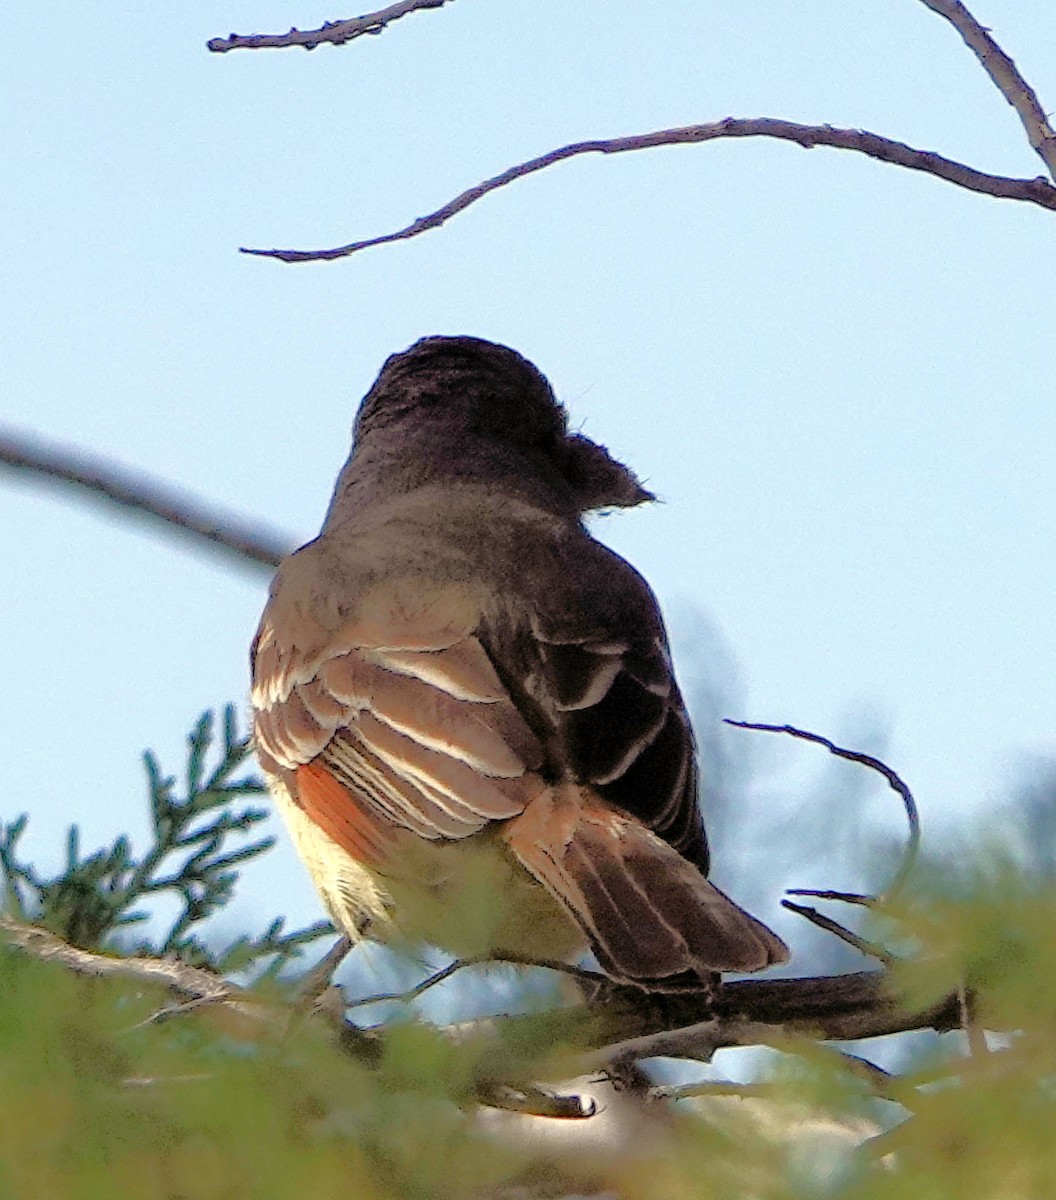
350, 336, 653, 513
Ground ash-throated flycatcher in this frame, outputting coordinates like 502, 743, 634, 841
251, 336, 787, 988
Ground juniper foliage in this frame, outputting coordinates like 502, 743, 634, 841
0, 705, 330, 971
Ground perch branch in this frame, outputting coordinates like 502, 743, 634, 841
240, 118, 1056, 262
919, 0, 1056, 180
2, 915, 960, 1073
447, 970, 963, 1074
208, 0, 453, 54
725, 720, 921, 898
0, 424, 292, 572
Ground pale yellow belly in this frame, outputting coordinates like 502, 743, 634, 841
271, 778, 586, 965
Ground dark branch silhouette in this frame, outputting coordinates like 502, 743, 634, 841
240, 119, 1056, 263
0, 424, 292, 572
726, 719, 921, 898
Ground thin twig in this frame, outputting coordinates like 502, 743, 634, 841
785, 889, 876, 907
345, 957, 473, 1010
241, 118, 1056, 262
208, 0, 453, 54
492, 952, 608, 986
919, 0, 1056, 181
123, 1073, 213, 1087
725, 721, 921, 899
345, 953, 605, 1012
781, 900, 893, 966
0, 424, 292, 572
126, 995, 227, 1032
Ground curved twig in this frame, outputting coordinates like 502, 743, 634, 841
919, 0, 1056, 181
0, 424, 292, 572
724, 720, 921, 899
207, 0, 453, 54
241, 118, 1056, 262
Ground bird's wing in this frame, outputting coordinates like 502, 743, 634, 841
515, 600, 707, 870
479, 540, 788, 983
251, 574, 547, 865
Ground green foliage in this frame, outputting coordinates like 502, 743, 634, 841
0, 947, 529, 1200
0, 706, 330, 972
2, 709, 1056, 1198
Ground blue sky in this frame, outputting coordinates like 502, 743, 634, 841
2, 1, 1054, 958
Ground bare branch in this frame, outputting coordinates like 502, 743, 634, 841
959, 980, 988, 1058
781, 899, 893, 966
208, 0, 454, 55
919, 0, 1056, 181
785, 889, 876, 907
289, 935, 353, 1027
725, 721, 921, 899
0, 424, 293, 572
832, 1050, 896, 1095
649, 1051, 897, 1104
0, 914, 259, 1017
240, 118, 1056, 263
295, 935, 352, 1004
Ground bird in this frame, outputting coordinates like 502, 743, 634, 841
250, 336, 788, 990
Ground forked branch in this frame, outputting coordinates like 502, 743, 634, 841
920, 0, 1056, 180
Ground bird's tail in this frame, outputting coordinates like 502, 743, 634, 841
504, 786, 788, 989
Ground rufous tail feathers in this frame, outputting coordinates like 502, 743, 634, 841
504, 787, 788, 989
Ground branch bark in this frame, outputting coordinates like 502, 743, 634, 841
240, 118, 1056, 263
919, 0, 1056, 181
0, 424, 292, 572
0, 915, 250, 1010
207, 0, 454, 54
528, 972, 961, 1069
